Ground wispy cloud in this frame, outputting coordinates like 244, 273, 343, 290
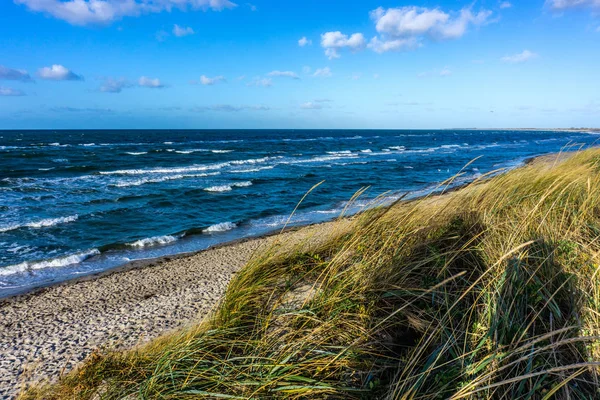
195, 75, 226, 85
501, 50, 538, 63
300, 102, 325, 110
247, 77, 272, 87
15, 0, 238, 26
499, 2, 513, 9
191, 104, 270, 112
99, 78, 134, 93
298, 36, 312, 47
0, 66, 32, 82
139, 76, 165, 88
38, 64, 83, 81
320, 31, 366, 59
312, 67, 332, 77
267, 70, 300, 79
0, 87, 26, 96
173, 24, 194, 37
50, 107, 114, 113
440, 66, 452, 76
546, 0, 600, 10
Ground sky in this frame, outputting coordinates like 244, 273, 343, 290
0, 0, 599, 129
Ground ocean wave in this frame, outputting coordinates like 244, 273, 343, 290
212, 150, 233, 153
129, 235, 178, 248
232, 166, 275, 173
82, 143, 96, 147
0, 215, 78, 233
99, 157, 277, 175
125, 152, 147, 155
204, 181, 252, 192
0, 249, 100, 277
327, 150, 353, 155
360, 149, 372, 153
111, 172, 218, 187
203, 222, 237, 233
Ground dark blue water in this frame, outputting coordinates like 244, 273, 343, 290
0, 129, 597, 297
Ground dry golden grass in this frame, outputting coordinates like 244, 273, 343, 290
23, 149, 600, 399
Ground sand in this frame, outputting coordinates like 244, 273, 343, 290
0, 220, 350, 398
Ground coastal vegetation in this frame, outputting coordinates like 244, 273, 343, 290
24, 148, 600, 399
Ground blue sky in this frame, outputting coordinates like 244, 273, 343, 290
0, 0, 599, 129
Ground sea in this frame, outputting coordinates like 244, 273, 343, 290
0, 129, 597, 297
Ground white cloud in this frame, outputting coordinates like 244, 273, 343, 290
320, 31, 366, 59
173, 24, 194, 37
302, 66, 311, 74
247, 77, 272, 87
368, 36, 420, 53
15, 0, 237, 26
99, 78, 133, 93
546, 0, 600, 10
368, 6, 492, 53
0, 87, 26, 96
300, 102, 323, 110
298, 36, 312, 47
499, 2, 512, 9
501, 50, 538, 63
267, 70, 300, 79
312, 67, 332, 77
440, 66, 452, 76
139, 76, 165, 88
0, 66, 32, 82
38, 64, 83, 81
199, 75, 226, 85
246, 3, 257, 11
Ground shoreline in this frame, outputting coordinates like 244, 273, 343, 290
0, 151, 547, 303
0, 151, 568, 397
0, 219, 352, 397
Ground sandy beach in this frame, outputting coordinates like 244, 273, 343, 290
0, 220, 348, 398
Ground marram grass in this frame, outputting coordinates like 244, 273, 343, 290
22, 149, 600, 399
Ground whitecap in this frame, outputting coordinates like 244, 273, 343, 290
0, 215, 78, 233
129, 235, 178, 248
203, 222, 237, 233
0, 249, 100, 277
212, 150, 234, 153
125, 152, 147, 156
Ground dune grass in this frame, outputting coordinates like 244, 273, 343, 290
22, 149, 600, 399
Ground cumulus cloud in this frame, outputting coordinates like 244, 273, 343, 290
38, 64, 83, 81
320, 31, 366, 59
499, 2, 513, 9
546, 0, 600, 10
368, 6, 493, 53
0, 87, 26, 96
267, 70, 300, 79
0, 66, 32, 82
99, 78, 133, 93
15, 0, 237, 26
501, 50, 538, 63
198, 75, 226, 85
173, 24, 194, 37
247, 77, 272, 87
139, 76, 165, 88
298, 36, 312, 47
312, 67, 332, 77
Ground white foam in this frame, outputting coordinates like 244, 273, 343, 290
360, 149, 372, 153
112, 172, 218, 187
82, 143, 96, 147
0, 215, 78, 233
203, 222, 237, 233
100, 162, 231, 175
204, 181, 252, 192
129, 235, 178, 248
0, 249, 100, 277
125, 152, 147, 155
327, 150, 353, 155
212, 150, 233, 153
38, 168, 54, 171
